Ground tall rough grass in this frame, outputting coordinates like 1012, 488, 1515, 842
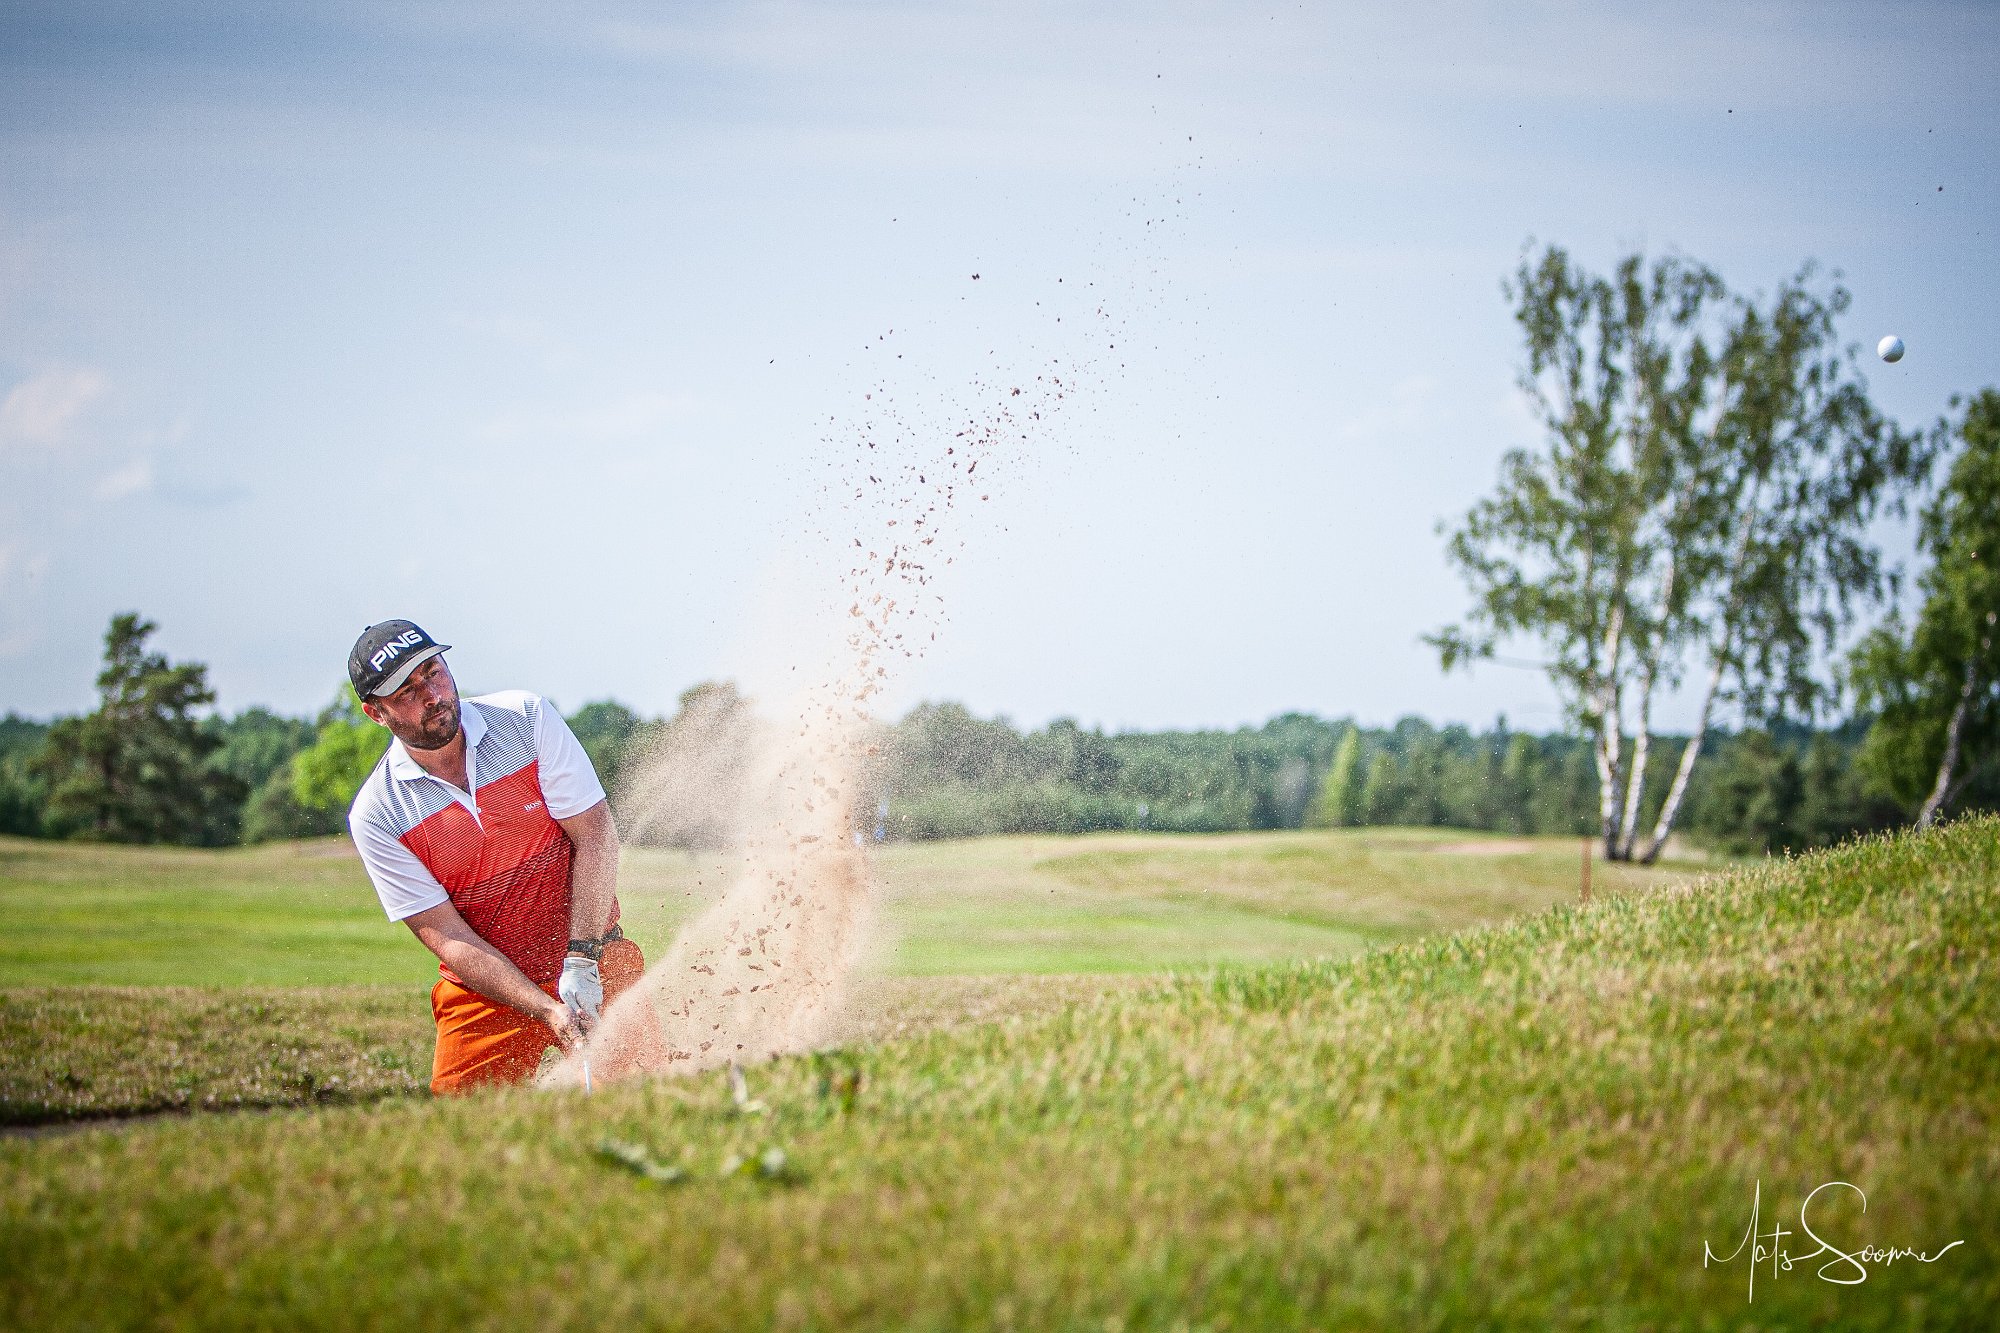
3, 818, 1994, 1329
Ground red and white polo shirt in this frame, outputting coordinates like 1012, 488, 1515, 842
348, 691, 615, 987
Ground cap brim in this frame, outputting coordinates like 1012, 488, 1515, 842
368, 644, 449, 697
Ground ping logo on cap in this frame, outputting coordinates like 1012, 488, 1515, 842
369, 630, 427, 672
349, 620, 451, 698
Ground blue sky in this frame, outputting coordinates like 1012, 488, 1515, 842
2, 1, 1994, 733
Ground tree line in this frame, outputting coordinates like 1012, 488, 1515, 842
0, 626, 1976, 858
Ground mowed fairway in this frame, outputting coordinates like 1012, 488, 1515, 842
1, 827, 1685, 1123
1, 828, 1689, 1126
874, 828, 1682, 973
1, 820, 1994, 1328
0, 827, 1685, 987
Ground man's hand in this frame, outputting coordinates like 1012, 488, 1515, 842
543, 996, 589, 1051
559, 955, 604, 1028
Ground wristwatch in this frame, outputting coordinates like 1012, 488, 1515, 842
566, 923, 623, 961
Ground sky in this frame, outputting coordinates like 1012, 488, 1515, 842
2, 0, 1995, 735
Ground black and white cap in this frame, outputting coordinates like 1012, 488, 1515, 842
348, 620, 451, 699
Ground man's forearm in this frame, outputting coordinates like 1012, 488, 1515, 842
562, 802, 620, 942
403, 900, 574, 1037
436, 935, 563, 1023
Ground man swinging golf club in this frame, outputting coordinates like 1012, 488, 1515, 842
344, 620, 656, 1093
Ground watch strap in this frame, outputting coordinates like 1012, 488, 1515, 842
565, 923, 623, 961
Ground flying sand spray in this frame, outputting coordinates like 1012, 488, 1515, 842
541, 645, 884, 1087
540, 203, 1180, 1090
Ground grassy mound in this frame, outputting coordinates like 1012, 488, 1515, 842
3, 819, 1994, 1328
0, 975, 1142, 1126
0, 987, 432, 1125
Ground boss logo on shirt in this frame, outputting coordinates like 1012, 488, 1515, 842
523, 801, 544, 813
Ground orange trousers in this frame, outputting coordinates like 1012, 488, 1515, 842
429, 937, 656, 1094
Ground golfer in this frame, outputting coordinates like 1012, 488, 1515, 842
345, 620, 653, 1093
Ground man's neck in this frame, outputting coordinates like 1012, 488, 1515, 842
406, 726, 470, 793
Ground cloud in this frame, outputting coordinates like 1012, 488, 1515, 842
0, 366, 108, 451
94, 458, 153, 501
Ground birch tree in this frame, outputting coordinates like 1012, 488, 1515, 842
1635, 267, 1929, 860
1435, 246, 1925, 861
1851, 389, 2000, 827
1430, 245, 1724, 860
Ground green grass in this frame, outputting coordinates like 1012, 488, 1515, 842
3, 820, 1994, 1328
0, 827, 1680, 1123
0, 839, 438, 987
0, 975, 1146, 1128
874, 827, 1686, 974
0, 988, 433, 1125
0, 828, 1668, 1125
0, 828, 1689, 986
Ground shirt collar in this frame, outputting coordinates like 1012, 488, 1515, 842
385, 700, 485, 783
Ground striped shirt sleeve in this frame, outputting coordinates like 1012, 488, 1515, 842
349, 800, 451, 922
531, 697, 609, 819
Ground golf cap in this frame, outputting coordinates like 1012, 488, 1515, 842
348, 620, 451, 699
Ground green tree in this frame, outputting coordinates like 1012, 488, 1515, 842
1026, 718, 1121, 795
567, 700, 647, 793
0, 714, 50, 836
1436, 244, 1925, 862
241, 770, 349, 842
1686, 730, 1800, 856
33, 614, 244, 844
1851, 389, 2000, 827
1308, 726, 1361, 827
1495, 729, 1539, 834
205, 705, 345, 843
290, 687, 390, 813
206, 707, 317, 793
1357, 750, 1401, 826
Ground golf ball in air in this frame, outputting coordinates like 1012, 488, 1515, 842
1878, 335, 1905, 363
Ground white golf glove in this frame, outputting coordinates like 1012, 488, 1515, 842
559, 955, 604, 1026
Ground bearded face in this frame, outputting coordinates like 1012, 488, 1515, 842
365, 655, 462, 752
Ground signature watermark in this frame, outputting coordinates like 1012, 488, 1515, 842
1704, 1180, 1963, 1302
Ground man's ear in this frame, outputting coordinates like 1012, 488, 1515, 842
360, 699, 387, 726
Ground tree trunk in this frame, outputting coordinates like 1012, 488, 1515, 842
1638, 652, 1724, 864
1616, 665, 1655, 860
1617, 533, 1682, 861
1917, 650, 1982, 830
1594, 605, 1625, 859
1638, 477, 1764, 865
1593, 724, 1619, 860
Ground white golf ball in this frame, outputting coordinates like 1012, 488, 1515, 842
1878, 335, 1905, 363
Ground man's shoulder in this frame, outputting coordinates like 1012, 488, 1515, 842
345, 745, 403, 829
467, 689, 545, 719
